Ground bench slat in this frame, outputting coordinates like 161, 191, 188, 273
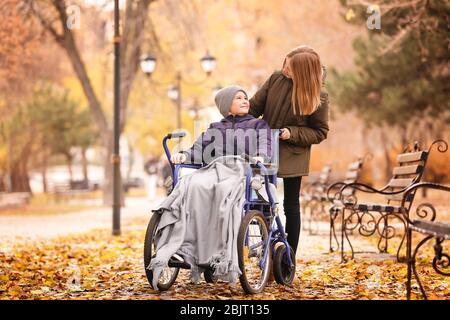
347, 161, 362, 171
392, 165, 423, 176
342, 188, 354, 196
345, 171, 359, 180
387, 178, 415, 188
397, 151, 428, 163
386, 192, 414, 202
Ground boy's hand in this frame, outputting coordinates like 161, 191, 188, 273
253, 156, 265, 163
280, 128, 291, 140
170, 153, 187, 164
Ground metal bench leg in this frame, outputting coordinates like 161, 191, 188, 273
384, 214, 389, 253
406, 228, 413, 300
329, 207, 340, 253
409, 235, 433, 299
340, 207, 349, 263
329, 208, 335, 252
377, 213, 388, 254
341, 208, 358, 262
396, 216, 408, 263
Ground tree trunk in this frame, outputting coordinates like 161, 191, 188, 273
103, 134, 113, 205
0, 174, 6, 192
81, 147, 89, 186
380, 130, 392, 182
11, 158, 31, 193
126, 142, 134, 181
10, 137, 33, 193
66, 153, 73, 182
42, 149, 48, 193
7, 134, 14, 192
399, 124, 409, 148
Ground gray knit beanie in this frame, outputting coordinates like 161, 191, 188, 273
214, 85, 248, 117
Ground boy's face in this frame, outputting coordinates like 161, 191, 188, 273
228, 91, 249, 116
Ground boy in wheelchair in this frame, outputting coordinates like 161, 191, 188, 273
147, 86, 276, 291
171, 85, 272, 165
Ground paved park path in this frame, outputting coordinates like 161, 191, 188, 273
0, 193, 384, 261
0, 196, 162, 240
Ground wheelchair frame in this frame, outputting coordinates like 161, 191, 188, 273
150, 129, 294, 292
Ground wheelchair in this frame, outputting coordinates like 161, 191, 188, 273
144, 130, 296, 294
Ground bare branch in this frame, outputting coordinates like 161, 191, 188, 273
26, 0, 64, 44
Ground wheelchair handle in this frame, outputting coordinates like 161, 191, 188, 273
242, 153, 252, 163
241, 153, 264, 164
163, 131, 187, 174
165, 132, 186, 139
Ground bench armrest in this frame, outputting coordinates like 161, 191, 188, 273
326, 182, 347, 202
399, 182, 450, 224
336, 182, 410, 206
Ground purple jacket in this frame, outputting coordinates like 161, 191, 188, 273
182, 114, 272, 165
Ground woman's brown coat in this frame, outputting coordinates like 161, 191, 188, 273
249, 71, 330, 177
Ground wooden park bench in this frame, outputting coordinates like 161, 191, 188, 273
330, 139, 448, 263
401, 182, 450, 300
0, 192, 31, 210
300, 164, 332, 234
49, 181, 91, 203
302, 155, 368, 236
327, 156, 368, 251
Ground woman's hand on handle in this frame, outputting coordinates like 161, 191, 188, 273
280, 128, 291, 140
252, 156, 265, 163
170, 153, 187, 164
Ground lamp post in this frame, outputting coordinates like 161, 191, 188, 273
112, 0, 121, 236
140, 51, 217, 130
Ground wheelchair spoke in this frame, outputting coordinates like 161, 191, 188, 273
239, 211, 270, 293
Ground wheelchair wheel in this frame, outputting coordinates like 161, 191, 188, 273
273, 243, 296, 285
144, 213, 179, 291
238, 210, 271, 294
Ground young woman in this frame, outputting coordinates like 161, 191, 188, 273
249, 46, 330, 256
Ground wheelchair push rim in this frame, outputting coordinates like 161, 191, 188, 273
144, 213, 179, 291
238, 210, 271, 294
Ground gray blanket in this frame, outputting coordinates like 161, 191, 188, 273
148, 155, 248, 289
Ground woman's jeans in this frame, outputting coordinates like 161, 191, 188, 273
283, 176, 302, 254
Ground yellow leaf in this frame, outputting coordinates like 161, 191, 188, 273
8, 285, 22, 296
345, 9, 355, 21
0, 275, 9, 282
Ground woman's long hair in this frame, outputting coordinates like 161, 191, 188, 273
282, 46, 322, 116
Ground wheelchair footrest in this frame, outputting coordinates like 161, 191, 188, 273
168, 259, 191, 269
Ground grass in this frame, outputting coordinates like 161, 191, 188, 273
0, 187, 166, 216
0, 192, 101, 216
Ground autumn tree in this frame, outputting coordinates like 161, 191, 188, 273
26, 84, 98, 191
27, 0, 157, 204
0, 0, 41, 192
328, 0, 450, 180
330, 0, 449, 137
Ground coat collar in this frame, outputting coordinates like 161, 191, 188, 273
222, 114, 254, 123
